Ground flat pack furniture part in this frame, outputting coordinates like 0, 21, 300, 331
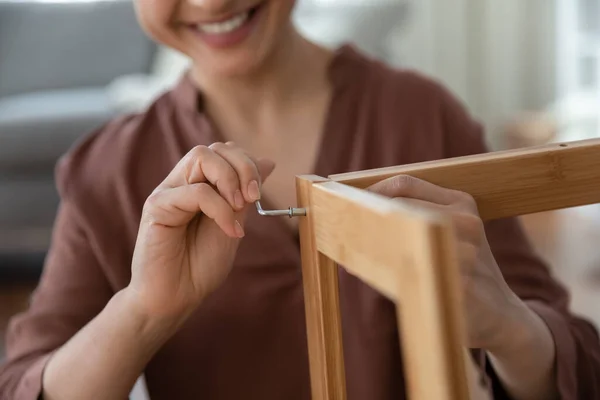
255, 138, 600, 399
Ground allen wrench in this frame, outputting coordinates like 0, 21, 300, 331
255, 200, 306, 218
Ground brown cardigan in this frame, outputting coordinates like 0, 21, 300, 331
2, 45, 599, 399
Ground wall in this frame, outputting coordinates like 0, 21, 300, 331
395, 0, 557, 149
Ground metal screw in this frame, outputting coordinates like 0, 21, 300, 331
255, 200, 307, 218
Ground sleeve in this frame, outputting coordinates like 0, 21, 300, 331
0, 156, 114, 399
438, 85, 600, 399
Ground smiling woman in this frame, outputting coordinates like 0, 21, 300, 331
1, 0, 600, 399
134, 0, 296, 78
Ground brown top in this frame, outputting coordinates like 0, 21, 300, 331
1, 45, 599, 400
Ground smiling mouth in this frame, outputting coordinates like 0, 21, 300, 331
195, 3, 262, 35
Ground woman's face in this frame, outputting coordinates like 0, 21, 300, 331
135, 0, 297, 77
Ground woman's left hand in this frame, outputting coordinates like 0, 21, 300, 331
367, 174, 533, 352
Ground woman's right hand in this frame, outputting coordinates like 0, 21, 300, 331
126, 142, 275, 324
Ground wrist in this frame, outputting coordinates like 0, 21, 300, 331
115, 288, 185, 344
485, 301, 558, 400
486, 295, 541, 357
486, 297, 554, 362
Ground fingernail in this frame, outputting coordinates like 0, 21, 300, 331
248, 180, 261, 201
234, 190, 245, 209
234, 220, 245, 238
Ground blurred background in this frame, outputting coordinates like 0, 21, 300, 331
0, 0, 599, 395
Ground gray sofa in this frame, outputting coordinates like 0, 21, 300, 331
0, 0, 157, 276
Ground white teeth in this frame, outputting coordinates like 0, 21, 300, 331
198, 11, 249, 34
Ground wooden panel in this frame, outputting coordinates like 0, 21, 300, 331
308, 180, 471, 400
330, 139, 600, 221
296, 176, 347, 400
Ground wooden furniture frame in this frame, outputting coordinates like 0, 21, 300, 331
295, 138, 600, 399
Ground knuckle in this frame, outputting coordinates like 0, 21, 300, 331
464, 212, 484, 230
189, 144, 210, 157
142, 191, 165, 221
144, 190, 163, 209
456, 190, 477, 209
384, 175, 414, 196
185, 146, 210, 172
393, 174, 414, 189
456, 212, 484, 241
192, 182, 212, 198
208, 142, 226, 152
185, 147, 210, 183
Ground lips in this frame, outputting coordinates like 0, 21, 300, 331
195, 4, 261, 36
187, 3, 264, 49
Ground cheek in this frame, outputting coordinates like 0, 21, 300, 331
134, 0, 179, 44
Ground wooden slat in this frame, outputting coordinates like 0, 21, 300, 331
309, 181, 471, 400
296, 176, 347, 400
330, 139, 600, 221
310, 181, 443, 300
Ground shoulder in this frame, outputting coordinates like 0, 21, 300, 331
343, 47, 488, 157
357, 51, 468, 120
334, 46, 470, 123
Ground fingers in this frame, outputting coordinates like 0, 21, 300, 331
209, 142, 275, 202
158, 143, 275, 212
368, 174, 457, 205
392, 197, 437, 212
143, 183, 244, 238
145, 142, 276, 239
158, 145, 242, 210
393, 197, 483, 271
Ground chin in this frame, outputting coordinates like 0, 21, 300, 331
191, 43, 271, 79
203, 54, 265, 78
